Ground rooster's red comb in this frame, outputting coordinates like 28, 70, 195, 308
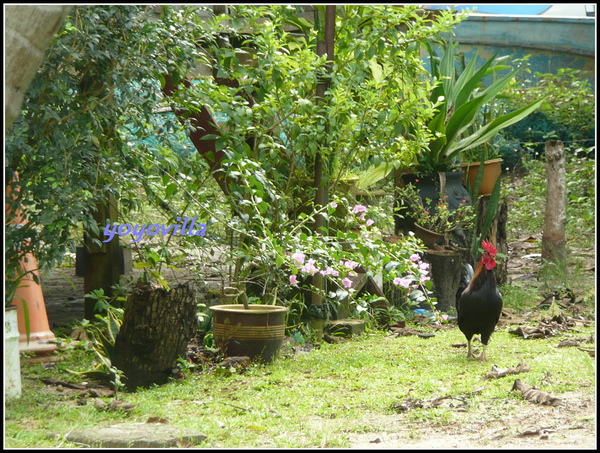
482, 239, 497, 257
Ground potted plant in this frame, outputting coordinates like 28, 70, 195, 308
413, 39, 544, 176
397, 183, 475, 247
460, 142, 504, 197
396, 39, 543, 232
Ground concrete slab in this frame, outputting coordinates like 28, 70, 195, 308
65, 423, 207, 448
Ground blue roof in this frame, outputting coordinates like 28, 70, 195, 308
426, 5, 552, 15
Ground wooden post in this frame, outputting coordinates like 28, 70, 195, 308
542, 140, 567, 264
311, 5, 336, 341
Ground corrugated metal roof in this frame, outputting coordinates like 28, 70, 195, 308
424, 4, 595, 18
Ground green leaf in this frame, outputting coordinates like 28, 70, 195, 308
449, 98, 545, 157
473, 175, 502, 255
165, 183, 178, 198
369, 56, 383, 85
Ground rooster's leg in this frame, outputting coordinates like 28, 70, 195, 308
477, 344, 488, 362
466, 339, 474, 358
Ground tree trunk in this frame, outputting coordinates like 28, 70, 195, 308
113, 284, 197, 391
83, 197, 123, 319
5, 5, 72, 130
310, 6, 336, 340
542, 140, 567, 264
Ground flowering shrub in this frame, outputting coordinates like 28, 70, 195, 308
398, 183, 475, 234
275, 200, 437, 322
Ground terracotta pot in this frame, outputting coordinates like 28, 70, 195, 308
461, 158, 503, 197
209, 304, 288, 364
6, 172, 57, 357
414, 223, 443, 248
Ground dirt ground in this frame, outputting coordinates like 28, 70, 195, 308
340, 390, 596, 448
37, 233, 596, 449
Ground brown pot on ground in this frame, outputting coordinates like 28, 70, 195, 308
209, 304, 288, 364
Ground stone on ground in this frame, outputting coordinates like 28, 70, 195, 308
64, 423, 207, 448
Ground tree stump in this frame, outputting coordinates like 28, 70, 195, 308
542, 140, 567, 265
424, 247, 471, 312
113, 283, 197, 391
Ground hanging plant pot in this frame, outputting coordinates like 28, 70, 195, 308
414, 224, 444, 248
209, 304, 288, 364
461, 158, 503, 197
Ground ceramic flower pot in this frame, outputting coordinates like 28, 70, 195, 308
6, 171, 57, 358
461, 158, 503, 197
414, 223, 443, 248
209, 304, 288, 364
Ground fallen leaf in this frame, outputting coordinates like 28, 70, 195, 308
484, 359, 531, 379
510, 379, 562, 406
147, 416, 170, 424
577, 347, 595, 358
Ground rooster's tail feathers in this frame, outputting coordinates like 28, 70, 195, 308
463, 263, 474, 284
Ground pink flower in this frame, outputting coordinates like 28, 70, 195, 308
330, 202, 338, 209
419, 262, 429, 271
359, 213, 366, 221
301, 258, 319, 275
291, 252, 305, 266
352, 205, 367, 214
344, 260, 359, 270
410, 253, 420, 262
289, 274, 298, 286
320, 267, 338, 277
393, 277, 411, 289
342, 278, 352, 288
366, 219, 374, 227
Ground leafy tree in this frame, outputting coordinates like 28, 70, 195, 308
5, 6, 203, 299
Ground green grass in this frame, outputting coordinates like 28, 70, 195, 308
5, 322, 595, 448
6, 154, 595, 448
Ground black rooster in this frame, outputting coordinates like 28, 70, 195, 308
456, 240, 503, 361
